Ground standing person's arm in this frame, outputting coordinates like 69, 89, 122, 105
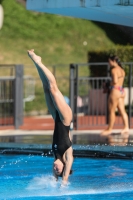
111, 68, 118, 85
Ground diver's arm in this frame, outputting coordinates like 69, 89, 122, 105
62, 147, 73, 184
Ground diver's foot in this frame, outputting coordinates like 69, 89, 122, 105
120, 128, 129, 135
27, 49, 41, 64
101, 129, 112, 136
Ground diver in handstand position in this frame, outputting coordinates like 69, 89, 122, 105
27, 49, 73, 185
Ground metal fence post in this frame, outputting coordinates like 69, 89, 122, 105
14, 65, 23, 129
69, 64, 75, 115
75, 64, 78, 130
128, 64, 132, 128
69, 64, 76, 130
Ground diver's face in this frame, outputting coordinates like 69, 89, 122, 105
53, 161, 63, 176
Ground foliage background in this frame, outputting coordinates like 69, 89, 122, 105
0, 0, 132, 114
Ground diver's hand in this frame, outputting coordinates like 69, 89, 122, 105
60, 181, 68, 188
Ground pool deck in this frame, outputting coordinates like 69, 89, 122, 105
1, 114, 133, 131
0, 140, 133, 159
0, 128, 133, 137
0, 129, 133, 159
0, 127, 133, 136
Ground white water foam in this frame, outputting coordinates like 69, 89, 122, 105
1, 175, 133, 199
27, 175, 59, 190
25, 175, 133, 198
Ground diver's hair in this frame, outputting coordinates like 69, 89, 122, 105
109, 55, 123, 68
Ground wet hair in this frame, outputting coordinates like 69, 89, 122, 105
109, 55, 123, 68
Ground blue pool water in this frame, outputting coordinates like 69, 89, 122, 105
1, 154, 133, 200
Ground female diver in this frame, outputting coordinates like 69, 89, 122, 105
27, 49, 73, 185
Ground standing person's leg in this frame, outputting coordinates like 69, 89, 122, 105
28, 49, 72, 125
117, 97, 129, 134
101, 92, 118, 135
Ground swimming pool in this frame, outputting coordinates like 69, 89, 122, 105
1, 154, 133, 200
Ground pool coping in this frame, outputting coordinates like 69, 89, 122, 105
0, 142, 133, 159
0, 129, 133, 136
0, 129, 133, 159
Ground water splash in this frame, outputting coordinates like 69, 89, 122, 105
27, 175, 58, 190
25, 175, 133, 197
1, 174, 133, 199
1, 155, 133, 199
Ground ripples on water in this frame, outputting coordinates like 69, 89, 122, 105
0, 154, 133, 200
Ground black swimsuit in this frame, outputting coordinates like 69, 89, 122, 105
52, 110, 72, 161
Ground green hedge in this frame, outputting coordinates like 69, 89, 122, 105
88, 46, 133, 78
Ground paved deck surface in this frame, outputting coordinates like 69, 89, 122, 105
0, 142, 133, 159
0, 115, 133, 152
1, 114, 132, 131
